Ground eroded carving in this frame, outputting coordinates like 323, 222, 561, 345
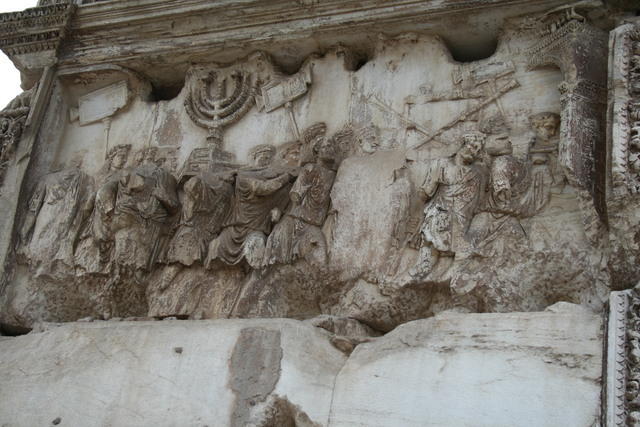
410, 132, 488, 280
263, 123, 337, 267
0, 1, 75, 60
185, 67, 257, 153
0, 88, 33, 187
206, 144, 294, 268
107, 147, 179, 274
525, 5, 607, 224
0, 12, 614, 331
19, 155, 94, 278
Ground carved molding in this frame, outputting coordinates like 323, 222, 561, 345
609, 23, 640, 198
605, 291, 630, 426
0, 2, 75, 58
604, 289, 640, 427
58, 0, 570, 71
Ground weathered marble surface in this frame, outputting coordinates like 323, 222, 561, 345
0, 318, 346, 427
330, 304, 603, 427
0, 2, 637, 424
0, 306, 602, 427
0, 14, 613, 329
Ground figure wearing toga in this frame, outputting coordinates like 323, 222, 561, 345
20, 155, 95, 278
410, 132, 488, 279
263, 122, 337, 267
206, 144, 294, 269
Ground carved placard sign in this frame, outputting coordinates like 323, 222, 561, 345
261, 67, 311, 112
78, 80, 129, 125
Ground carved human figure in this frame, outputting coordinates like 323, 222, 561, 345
206, 144, 293, 268
92, 144, 132, 253
20, 155, 95, 277
166, 171, 234, 267
100, 147, 179, 274
465, 146, 553, 260
410, 132, 488, 278
263, 122, 337, 266
154, 169, 235, 293
485, 152, 552, 218
354, 124, 380, 155
0, 89, 33, 187
529, 112, 562, 185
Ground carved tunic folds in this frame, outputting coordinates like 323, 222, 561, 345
486, 155, 552, 218
109, 161, 179, 271
288, 162, 335, 226
0, 89, 33, 187
420, 158, 487, 254
22, 167, 94, 276
166, 172, 233, 266
206, 167, 291, 266
264, 162, 336, 266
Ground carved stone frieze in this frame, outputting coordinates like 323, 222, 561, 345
3, 0, 640, 424
0, 2, 618, 336
605, 289, 640, 427
0, 88, 34, 188
609, 24, 640, 197
525, 6, 608, 225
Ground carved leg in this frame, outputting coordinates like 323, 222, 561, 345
408, 245, 439, 281
100, 273, 119, 320
157, 264, 182, 292
243, 231, 267, 270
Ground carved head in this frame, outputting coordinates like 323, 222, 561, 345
278, 142, 302, 167
303, 123, 327, 145
134, 147, 159, 166
326, 127, 354, 167
0, 118, 10, 135
530, 112, 560, 142
479, 115, 508, 136
355, 125, 380, 154
158, 148, 179, 172
67, 152, 85, 170
301, 123, 327, 164
106, 144, 131, 170
458, 132, 486, 165
250, 144, 276, 167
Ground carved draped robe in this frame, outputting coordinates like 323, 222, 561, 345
420, 157, 487, 255
24, 167, 94, 277
110, 162, 179, 271
486, 155, 552, 218
206, 167, 291, 266
263, 161, 335, 266
166, 172, 233, 266
466, 155, 553, 257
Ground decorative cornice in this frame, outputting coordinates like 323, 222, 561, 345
58, 0, 570, 70
0, 2, 75, 58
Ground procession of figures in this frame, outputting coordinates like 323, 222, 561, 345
14, 99, 563, 318
3, 3, 609, 323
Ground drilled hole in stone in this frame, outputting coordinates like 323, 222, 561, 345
344, 51, 371, 72
150, 81, 184, 102
0, 322, 31, 337
443, 36, 499, 63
